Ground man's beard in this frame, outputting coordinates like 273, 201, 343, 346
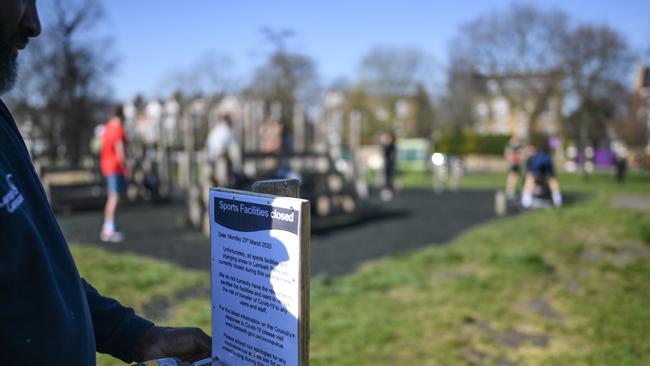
0, 33, 18, 95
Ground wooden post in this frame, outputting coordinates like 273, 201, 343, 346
495, 190, 507, 216
349, 111, 361, 173
252, 178, 300, 198
252, 101, 264, 152
270, 101, 282, 124
180, 105, 192, 189
163, 97, 180, 191
349, 111, 369, 199
293, 103, 305, 153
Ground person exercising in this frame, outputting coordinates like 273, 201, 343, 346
521, 137, 562, 208
504, 136, 524, 199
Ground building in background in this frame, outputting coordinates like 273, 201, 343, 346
472, 72, 563, 138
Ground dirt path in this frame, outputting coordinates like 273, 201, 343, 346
613, 194, 650, 213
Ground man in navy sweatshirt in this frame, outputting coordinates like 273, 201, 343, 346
0, 1, 210, 364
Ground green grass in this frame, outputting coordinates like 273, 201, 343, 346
70, 170, 650, 365
69, 246, 209, 365
306, 194, 650, 365
399, 170, 650, 194
71, 246, 208, 314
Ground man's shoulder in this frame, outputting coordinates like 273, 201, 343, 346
0, 99, 16, 126
0, 99, 27, 147
0, 99, 10, 117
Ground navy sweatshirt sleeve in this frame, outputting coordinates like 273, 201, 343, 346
82, 280, 154, 362
0, 99, 154, 364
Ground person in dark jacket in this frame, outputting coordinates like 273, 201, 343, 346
380, 131, 396, 201
521, 138, 562, 208
0, 1, 210, 364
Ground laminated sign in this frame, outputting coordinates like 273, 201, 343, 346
210, 188, 310, 366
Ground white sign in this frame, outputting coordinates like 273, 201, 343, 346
210, 189, 308, 366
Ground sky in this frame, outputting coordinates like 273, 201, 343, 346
53, 0, 650, 101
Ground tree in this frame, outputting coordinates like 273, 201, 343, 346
345, 84, 386, 143
449, 3, 568, 136
354, 46, 437, 139
623, 65, 650, 153
561, 24, 633, 150
358, 46, 434, 97
7, 0, 115, 166
157, 51, 237, 98
246, 28, 320, 126
562, 24, 632, 102
439, 58, 479, 134
412, 83, 435, 139
566, 97, 619, 147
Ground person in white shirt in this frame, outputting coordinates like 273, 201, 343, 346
205, 113, 242, 186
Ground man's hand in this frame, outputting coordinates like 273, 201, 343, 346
134, 326, 211, 363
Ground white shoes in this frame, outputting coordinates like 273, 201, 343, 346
100, 230, 124, 243
380, 188, 394, 201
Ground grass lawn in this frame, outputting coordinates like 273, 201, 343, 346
71, 170, 650, 365
399, 169, 650, 194
310, 193, 650, 365
70, 246, 209, 365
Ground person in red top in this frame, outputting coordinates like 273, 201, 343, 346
100, 105, 129, 242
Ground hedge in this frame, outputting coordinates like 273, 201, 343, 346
435, 133, 510, 156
